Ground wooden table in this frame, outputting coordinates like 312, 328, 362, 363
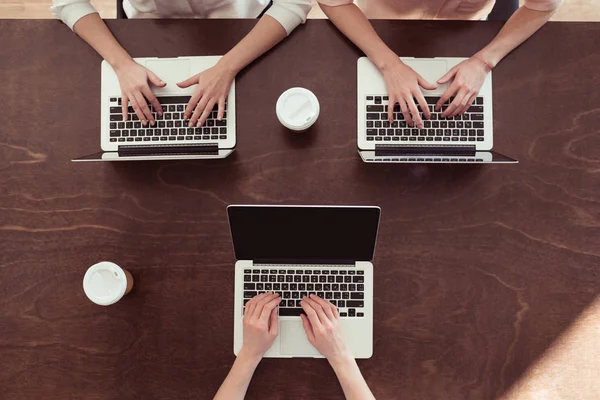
1, 19, 599, 400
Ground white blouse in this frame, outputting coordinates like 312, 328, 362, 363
51, 0, 312, 35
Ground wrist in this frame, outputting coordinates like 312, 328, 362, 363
473, 51, 497, 71
110, 54, 135, 72
237, 348, 264, 366
216, 56, 241, 78
328, 353, 356, 371
373, 50, 401, 74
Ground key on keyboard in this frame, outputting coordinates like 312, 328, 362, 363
242, 268, 365, 317
107, 96, 229, 143
364, 95, 484, 143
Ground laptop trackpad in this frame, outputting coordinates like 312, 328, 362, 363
280, 320, 321, 356
144, 59, 191, 90
402, 59, 448, 93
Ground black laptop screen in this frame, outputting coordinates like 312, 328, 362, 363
228, 206, 380, 263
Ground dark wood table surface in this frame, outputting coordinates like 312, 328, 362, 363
1, 18, 599, 400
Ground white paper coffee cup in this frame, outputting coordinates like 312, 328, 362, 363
276, 87, 320, 132
83, 261, 133, 306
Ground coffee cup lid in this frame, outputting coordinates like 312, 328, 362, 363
83, 261, 127, 306
276, 88, 320, 131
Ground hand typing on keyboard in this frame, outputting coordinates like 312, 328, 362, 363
177, 62, 235, 129
436, 56, 491, 118
300, 294, 351, 362
240, 292, 282, 359
381, 58, 437, 129
115, 59, 165, 126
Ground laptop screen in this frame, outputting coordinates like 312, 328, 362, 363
228, 206, 380, 263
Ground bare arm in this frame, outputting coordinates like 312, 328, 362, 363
300, 295, 375, 400
214, 293, 281, 400
73, 13, 165, 124
213, 350, 262, 400
436, 5, 557, 116
476, 6, 555, 69
319, 3, 435, 128
178, 15, 288, 127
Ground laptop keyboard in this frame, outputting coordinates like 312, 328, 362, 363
243, 268, 366, 318
365, 96, 485, 142
108, 96, 228, 143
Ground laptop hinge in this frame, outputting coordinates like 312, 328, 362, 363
253, 260, 356, 267
118, 143, 219, 157
374, 144, 476, 156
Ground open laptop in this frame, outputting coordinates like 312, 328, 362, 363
357, 57, 517, 164
228, 205, 381, 358
73, 56, 236, 162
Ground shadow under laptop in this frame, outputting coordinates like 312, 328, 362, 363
109, 151, 243, 192
352, 161, 485, 187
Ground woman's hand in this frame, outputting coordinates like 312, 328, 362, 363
300, 294, 353, 364
435, 57, 490, 117
177, 62, 236, 128
381, 59, 437, 128
114, 59, 165, 125
240, 292, 281, 359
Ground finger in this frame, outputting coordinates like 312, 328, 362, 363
140, 87, 158, 125
407, 97, 423, 129
310, 294, 335, 321
399, 98, 413, 127
133, 92, 152, 126
417, 74, 437, 91
451, 92, 472, 117
437, 65, 458, 84
259, 295, 281, 323
300, 297, 323, 330
195, 100, 215, 128
446, 90, 469, 118
176, 74, 198, 89
415, 91, 430, 120
121, 93, 129, 121
387, 94, 395, 123
185, 91, 202, 123
217, 97, 226, 121
146, 69, 166, 88
190, 96, 209, 127
128, 95, 145, 125
303, 296, 328, 324
269, 306, 279, 337
436, 81, 458, 111
458, 93, 477, 115
142, 85, 163, 116
254, 292, 278, 317
300, 314, 315, 343
247, 292, 268, 317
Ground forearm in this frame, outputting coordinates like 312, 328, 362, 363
73, 13, 133, 70
320, 4, 399, 72
475, 6, 555, 68
213, 350, 262, 400
330, 356, 375, 400
217, 15, 287, 76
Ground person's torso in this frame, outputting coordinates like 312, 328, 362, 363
123, 0, 271, 19
354, 0, 496, 20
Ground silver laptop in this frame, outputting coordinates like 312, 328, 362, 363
228, 205, 381, 358
357, 57, 517, 164
73, 56, 236, 162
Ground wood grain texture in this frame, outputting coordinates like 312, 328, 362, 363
0, 19, 599, 400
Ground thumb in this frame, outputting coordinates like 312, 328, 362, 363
300, 314, 315, 342
177, 74, 197, 88
147, 70, 166, 87
417, 74, 437, 90
437, 66, 457, 84
269, 306, 279, 336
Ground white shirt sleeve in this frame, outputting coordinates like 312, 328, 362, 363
51, 0, 98, 30
264, 0, 313, 35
